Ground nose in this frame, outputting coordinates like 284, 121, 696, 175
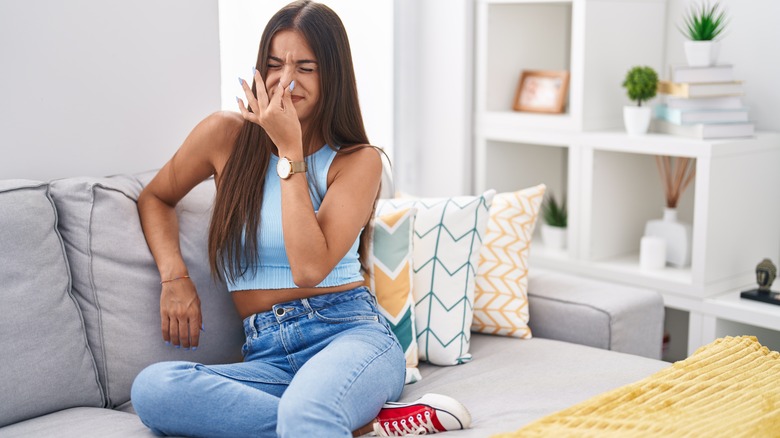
280, 64, 295, 88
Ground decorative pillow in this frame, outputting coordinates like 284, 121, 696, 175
377, 190, 495, 366
473, 185, 546, 338
364, 207, 421, 384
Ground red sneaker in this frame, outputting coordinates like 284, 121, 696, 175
373, 393, 472, 436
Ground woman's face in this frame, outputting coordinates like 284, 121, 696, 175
265, 30, 320, 126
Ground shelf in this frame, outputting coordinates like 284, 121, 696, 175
477, 111, 579, 142
530, 249, 694, 292
704, 291, 780, 332
578, 130, 780, 159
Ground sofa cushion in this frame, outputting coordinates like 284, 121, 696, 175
401, 335, 669, 437
364, 207, 421, 384
0, 407, 154, 438
473, 184, 546, 338
0, 181, 103, 427
527, 268, 665, 359
49, 172, 245, 408
377, 191, 495, 366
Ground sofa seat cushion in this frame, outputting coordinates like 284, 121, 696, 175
0, 407, 155, 438
0, 181, 103, 427
398, 334, 669, 437
49, 172, 245, 408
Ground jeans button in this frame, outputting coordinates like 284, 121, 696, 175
275, 307, 285, 317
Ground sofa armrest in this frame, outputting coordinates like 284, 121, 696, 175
527, 268, 664, 359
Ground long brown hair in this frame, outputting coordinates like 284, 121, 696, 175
208, 0, 378, 283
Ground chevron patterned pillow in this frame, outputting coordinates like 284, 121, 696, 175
473, 184, 546, 338
377, 190, 495, 366
364, 207, 421, 384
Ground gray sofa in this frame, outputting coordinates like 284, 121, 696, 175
0, 172, 668, 437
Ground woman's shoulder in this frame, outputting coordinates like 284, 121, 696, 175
196, 111, 244, 143
184, 111, 243, 159
329, 144, 384, 181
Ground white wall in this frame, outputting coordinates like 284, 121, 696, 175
0, 0, 221, 181
217, 0, 394, 156
394, 0, 474, 197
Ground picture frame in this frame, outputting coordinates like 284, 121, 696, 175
513, 70, 570, 114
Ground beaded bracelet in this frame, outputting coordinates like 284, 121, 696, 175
160, 275, 190, 285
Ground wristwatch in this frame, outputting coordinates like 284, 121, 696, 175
276, 157, 307, 179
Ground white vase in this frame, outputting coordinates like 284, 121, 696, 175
644, 208, 692, 268
541, 224, 567, 251
623, 106, 652, 136
684, 40, 720, 67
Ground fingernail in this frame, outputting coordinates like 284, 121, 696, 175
289, 80, 295, 92
175, 345, 180, 349
236, 96, 240, 104
165, 341, 170, 345
192, 346, 198, 351
201, 323, 206, 332
252, 67, 257, 77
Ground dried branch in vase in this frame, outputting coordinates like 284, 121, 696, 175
655, 156, 696, 208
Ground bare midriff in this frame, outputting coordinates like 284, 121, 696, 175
231, 280, 365, 319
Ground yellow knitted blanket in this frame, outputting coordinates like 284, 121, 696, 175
494, 336, 780, 437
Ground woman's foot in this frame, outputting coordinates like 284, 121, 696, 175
372, 393, 472, 436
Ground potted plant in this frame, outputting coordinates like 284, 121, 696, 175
680, 1, 727, 67
622, 66, 658, 136
541, 192, 567, 251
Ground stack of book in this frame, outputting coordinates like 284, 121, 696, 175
652, 64, 754, 139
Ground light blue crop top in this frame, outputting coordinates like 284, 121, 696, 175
226, 145, 364, 291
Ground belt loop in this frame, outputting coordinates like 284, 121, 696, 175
301, 297, 312, 313
250, 314, 259, 338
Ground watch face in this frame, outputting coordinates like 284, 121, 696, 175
277, 157, 292, 179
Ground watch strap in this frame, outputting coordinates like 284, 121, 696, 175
290, 160, 307, 174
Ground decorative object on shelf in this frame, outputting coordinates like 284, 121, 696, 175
680, 1, 728, 67
740, 258, 780, 306
513, 70, 569, 114
640, 236, 666, 270
644, 156, 695, 267
541, 192, 567, 250
621, 66, 658, 136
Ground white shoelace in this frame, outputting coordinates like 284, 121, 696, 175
373, 411, 439, 436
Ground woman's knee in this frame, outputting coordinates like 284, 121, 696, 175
131, 361, 189, 420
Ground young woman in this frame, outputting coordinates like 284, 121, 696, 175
130, 1, 470, 437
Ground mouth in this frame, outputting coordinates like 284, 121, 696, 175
291, 96, 303, 103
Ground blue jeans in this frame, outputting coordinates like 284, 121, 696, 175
131, 286, 406, 437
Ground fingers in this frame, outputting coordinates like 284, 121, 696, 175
254, 67, 269, 108
178, 318, 191, 349
161, 313, 171, 345
188, 315, 202, 349
239, 76, 260, 114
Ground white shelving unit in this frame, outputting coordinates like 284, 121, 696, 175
474, 0, 780, 357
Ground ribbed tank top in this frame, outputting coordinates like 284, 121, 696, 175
226, 145, 364, 291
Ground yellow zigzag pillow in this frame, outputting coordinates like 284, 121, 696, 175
473, 184, 546, 338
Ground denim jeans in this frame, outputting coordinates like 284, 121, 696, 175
131, 286, 406, 437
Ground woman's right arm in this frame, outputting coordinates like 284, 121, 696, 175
138, 111, 241, 349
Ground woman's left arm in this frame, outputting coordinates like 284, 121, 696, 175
280, 147, 381, 287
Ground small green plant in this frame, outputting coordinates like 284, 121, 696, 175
542, 193, 567, 228
680, 1, 727, 41
622, 66, 658, 107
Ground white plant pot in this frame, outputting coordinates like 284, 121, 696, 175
623, 106, 652, 136
684, 40, 720, 67
541, 224, 567, 251
644, 208, 692, 268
